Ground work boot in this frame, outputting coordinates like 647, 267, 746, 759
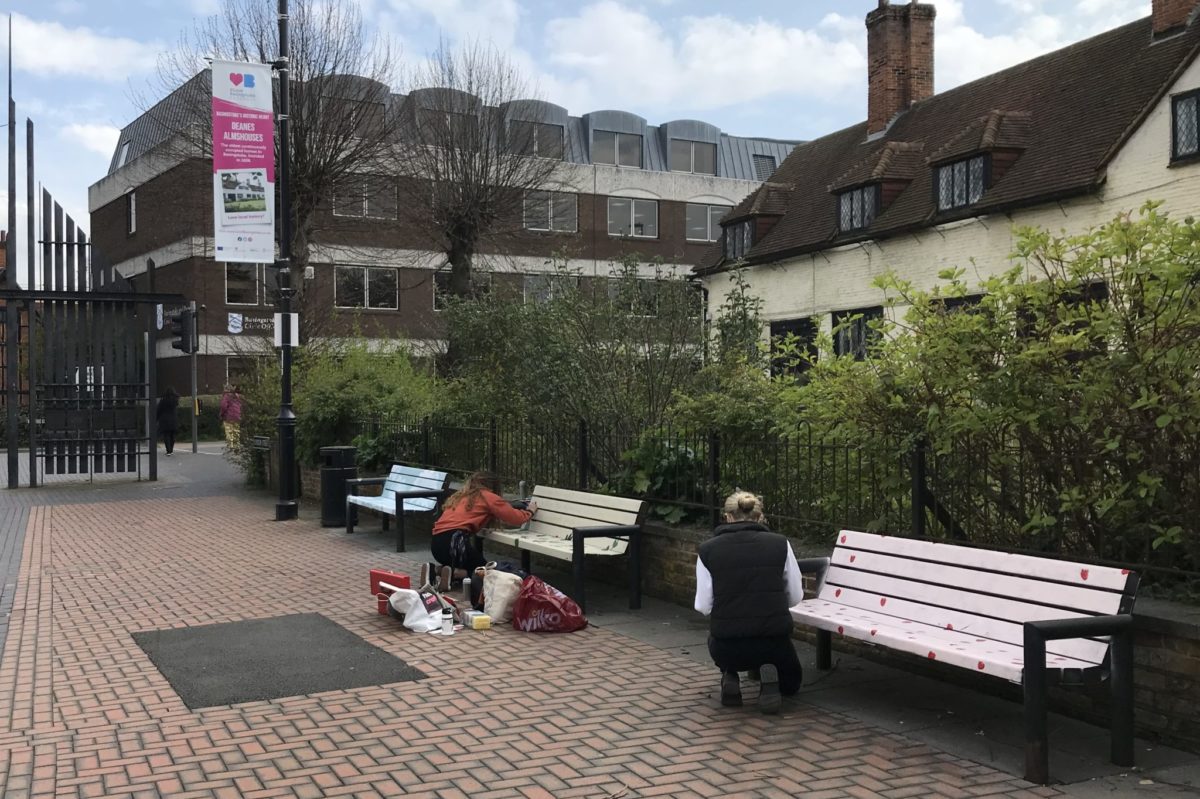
758, 664, 781, 715
720, 673, 742, 707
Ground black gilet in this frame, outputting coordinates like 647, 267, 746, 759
698, 521, 793, 639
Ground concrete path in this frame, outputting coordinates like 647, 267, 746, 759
0, 450, 1195, 798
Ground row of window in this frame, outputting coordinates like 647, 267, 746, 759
767, 306, 885, 376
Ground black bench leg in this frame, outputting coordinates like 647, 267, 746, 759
382, 515, 390, 533
520, 549, 531, 575
816, 629, 832, 670
396, 512, 406, 553
1110, 629, 1135, 768
629, 530, 641, 610
345, 504, 355, 535
573, 536, 586, 614
1024, 627, 1050, 785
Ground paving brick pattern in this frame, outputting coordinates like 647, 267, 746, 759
0, 494, 1064, 798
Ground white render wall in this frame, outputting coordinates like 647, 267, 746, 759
704, 55, 1200, 340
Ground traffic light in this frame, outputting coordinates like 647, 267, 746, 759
169, 308, 195, 354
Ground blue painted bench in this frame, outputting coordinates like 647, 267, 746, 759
345, 464, 450, 552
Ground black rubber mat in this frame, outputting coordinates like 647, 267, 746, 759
133, 612, 424, 709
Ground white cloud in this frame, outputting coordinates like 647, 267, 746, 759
62, 124, 121, 159
386, 0, 522, 49
543, 2, 863, 115
11, 14, 163, 83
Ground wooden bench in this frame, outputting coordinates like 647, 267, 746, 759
791, 530, 1138, 785
480, 486, 647, 613
345, 464, 450, 553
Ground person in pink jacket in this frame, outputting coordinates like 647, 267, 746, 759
219, 383, 243, 448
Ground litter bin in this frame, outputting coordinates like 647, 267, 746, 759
320, 446, 358, 527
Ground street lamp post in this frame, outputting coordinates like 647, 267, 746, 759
274, 0, 298, 520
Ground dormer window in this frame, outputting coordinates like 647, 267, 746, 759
510, 120, 565, 159
1173, 90, 1199, 161
723, 220, 754, 261
669, 140, 717, 175
936, 154, 988, 211
593, 131, 643, 168
838, 185, 879, 232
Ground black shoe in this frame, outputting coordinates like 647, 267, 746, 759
758, 664, 781, 715
720, 673, 742, 707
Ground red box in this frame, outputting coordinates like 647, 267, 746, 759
370, 569, 411, 615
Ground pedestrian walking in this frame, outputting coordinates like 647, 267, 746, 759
156, 387, 180, 456
695, 490, 805, 714
219, 383, 243, 449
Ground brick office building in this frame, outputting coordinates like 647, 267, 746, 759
698, 0, 1200, 366
88, 78, 795, 394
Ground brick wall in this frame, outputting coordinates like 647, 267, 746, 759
1153, 0, 1199, 35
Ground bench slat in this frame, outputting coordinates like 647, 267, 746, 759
816, 583, 1110, 663
824, 566, 1106, 631
792, 599, 1103, 684
517, 534, 627, 558
839, 531, 1131, 592
524, 508, 638, 536
533, 485, 645, 515
831, 548, 1123, 616
527, 498, 641, 528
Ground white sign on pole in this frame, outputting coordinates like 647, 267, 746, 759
273, 313, 300, 348
156, 304, 164, 330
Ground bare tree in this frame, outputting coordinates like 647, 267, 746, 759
393, 42, 564, 362
145, 0, 402, 331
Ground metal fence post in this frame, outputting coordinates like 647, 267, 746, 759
488, 417, 498, 475
911, 439, 926, 538
421, 415, 431, 465
708, 430, 721, 529
577, 419, 589, 490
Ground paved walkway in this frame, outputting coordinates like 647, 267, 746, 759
0, 449, 1192, 798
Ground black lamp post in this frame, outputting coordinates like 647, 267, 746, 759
274, 0, 298, 520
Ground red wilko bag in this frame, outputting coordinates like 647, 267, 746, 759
511, 576, 588, 633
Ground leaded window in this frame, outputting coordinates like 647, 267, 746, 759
1173, 91, 1199, 160
838, 185, 878, 232
936, 155, 988, 211
832, 306, 883, 360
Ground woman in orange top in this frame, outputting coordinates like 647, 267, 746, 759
425, 471, 537, 591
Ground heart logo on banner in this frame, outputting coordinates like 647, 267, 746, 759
230, 73, 243, 86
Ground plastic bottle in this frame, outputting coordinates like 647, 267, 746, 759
462, 577, 472, 603
441, 607, 454, 635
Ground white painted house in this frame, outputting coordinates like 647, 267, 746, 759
696, 0, 1200, 365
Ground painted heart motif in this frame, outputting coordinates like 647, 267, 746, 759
834, 589, 842, 598
1080, 569, 1089, 581
879, 598, 887, 607
927, 651, 937, 660
945, 623, 954, 631
870, 629, 877, 636
849, 555, 857, 563
837, 626, 844, 635
1121, 569, 1130, 575
229, 73, 243, 86
840, 534, 847, 544
977, 661, 986, 670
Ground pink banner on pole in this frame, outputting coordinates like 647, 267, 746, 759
212, 60, 275, 263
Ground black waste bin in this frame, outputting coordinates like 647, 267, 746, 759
319, 446, 357, 527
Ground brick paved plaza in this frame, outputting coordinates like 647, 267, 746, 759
0, 463, 1065, 798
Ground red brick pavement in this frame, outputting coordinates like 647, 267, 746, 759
0, 496, 1064, 798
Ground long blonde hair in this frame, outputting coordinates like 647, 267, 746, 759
444, 471, 502, 512
722, 490, 766, 524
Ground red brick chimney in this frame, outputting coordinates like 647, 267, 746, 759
1152, 0, 1199, 37
866, 0, 937, 136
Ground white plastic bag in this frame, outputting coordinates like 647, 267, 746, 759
388, 588, 442, 633
482, 568, 524, 625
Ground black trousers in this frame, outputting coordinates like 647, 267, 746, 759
430, 530, 488, 572
161, 431, 176, 454
708, 635, 803, 695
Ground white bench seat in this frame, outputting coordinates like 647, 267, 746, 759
790, 529, 1139, 785
479, 485, 647, 612
345, 464, 450, 552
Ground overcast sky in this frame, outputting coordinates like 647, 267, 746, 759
2, 0, 1152, 252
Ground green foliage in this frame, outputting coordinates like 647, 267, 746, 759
600, 431, 708, 525
223, 356, 282, 485
441, 254, 705, 441
789, 203, 1200, 580
293, 339, 439, 468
